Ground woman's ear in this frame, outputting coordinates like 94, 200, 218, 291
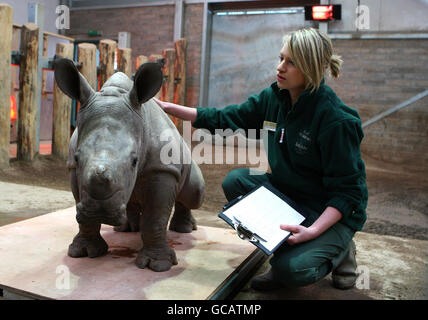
54, 58, 94, 106
128, 62, 163, 108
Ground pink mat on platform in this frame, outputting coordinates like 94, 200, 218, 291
0, 207, 255, 300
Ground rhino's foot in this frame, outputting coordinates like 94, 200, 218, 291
113, 217, 140, 232
135, 246, 178, 272
68, 235, 108, 258
169, 205, 197, 233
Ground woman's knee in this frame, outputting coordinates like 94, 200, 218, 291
270, 253, 330, 287
221, 168, 249, 201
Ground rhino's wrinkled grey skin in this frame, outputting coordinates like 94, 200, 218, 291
54, 59, 205, 272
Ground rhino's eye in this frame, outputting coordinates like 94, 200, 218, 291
74, 152, 79, 163
131, 156, 138, 168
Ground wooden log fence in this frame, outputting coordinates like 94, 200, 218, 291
0, 4, 13, 168
162, 48, 177, 125
0, 8, 188, 166
99, 39, 116, 88
78, 43, 97, 90
52, 42, 73, 160
173, 38, 187, 136
17, 22, 39, 161
135, 55, 148, 69
149, 54, 163, 100
117, 48, 132, 78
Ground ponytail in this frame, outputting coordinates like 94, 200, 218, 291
329, 54, 342, 78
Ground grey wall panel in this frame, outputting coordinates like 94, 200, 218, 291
207, 11, 314, 109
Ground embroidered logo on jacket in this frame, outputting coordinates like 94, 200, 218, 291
295, 129, 311, 155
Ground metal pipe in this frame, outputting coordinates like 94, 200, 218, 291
70, 0, 174, 11
362, 90, 428, 128
199, 1, 212, 107
173, 0, 184, 41
329, 33, 428, 40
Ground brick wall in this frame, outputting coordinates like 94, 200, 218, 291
183, 3, 203, 107
68, 4, 203, 107
326, 39, 428, 173
69, 6, 175, 68
68, 7, 428, 173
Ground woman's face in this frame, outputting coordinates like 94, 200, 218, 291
276, 45, 306, 92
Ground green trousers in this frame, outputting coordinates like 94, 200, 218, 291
222, 168, 355, 288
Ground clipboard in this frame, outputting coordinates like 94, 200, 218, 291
218, 182, 306, 255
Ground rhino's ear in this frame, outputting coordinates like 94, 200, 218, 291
54, 58, 94, 106
128, 62, 163, 107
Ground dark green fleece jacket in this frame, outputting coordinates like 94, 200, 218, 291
193, 80, 368, 231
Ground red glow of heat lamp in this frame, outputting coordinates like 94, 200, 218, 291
10, 95, 17, 121
312, 5, 333, 21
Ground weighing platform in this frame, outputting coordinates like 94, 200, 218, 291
0, 207, 266, 300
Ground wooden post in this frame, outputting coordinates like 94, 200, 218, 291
161, 49, 175, 103
117, 48, 132, 78
42, 33, 48, 98
135, 55, 148, 69
17, 23, 39, 161
10, 22, 19, 145
0, 4, 13, 167
78, 43, 97, 90
52, 42, 74, 160
174, 38, 187, 136
99, 39, 116, 88
161, 48, 177, 125
149, 54, 163, 100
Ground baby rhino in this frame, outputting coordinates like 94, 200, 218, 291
54, 58, 205, 272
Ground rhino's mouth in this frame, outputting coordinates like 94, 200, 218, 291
76, 202, 127, 226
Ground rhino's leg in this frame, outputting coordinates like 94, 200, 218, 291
136, 173, 178, 272
170, 160, 205, 233
114, 195, 141, 232
68, 223, 108, 258
68, 142, 108, 258
169, 201, 197, 233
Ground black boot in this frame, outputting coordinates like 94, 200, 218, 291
332, 240, 358, 290
250, 268, 285, 291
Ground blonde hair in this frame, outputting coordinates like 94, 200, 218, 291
283, 27, 342, 93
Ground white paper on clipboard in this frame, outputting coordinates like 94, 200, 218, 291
222, 186, 306, 253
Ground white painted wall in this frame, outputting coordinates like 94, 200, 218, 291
329, 0, 428, 32
4, 0, 71, 141
207, 11, 315, 108
11, 0, 423, 34
2, 0, 61, 33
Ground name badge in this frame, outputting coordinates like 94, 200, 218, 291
263, 121, 277, 132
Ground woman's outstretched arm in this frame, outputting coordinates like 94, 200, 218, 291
153, 98, 197, 123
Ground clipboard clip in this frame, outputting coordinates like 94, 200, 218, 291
232, 216, 267, 243
223, 195, 243, 211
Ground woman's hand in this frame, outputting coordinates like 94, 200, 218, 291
153, 97, 168, 111
280, 224, 319, 246
280, 206, 343, 246
152, 97, 197, 122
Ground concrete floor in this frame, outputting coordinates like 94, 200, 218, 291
0, 182, 427, 300
1, 141, 427, 300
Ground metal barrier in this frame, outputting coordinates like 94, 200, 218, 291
362, 90, 428, 128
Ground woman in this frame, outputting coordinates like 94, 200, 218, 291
154, 27, 368, 291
